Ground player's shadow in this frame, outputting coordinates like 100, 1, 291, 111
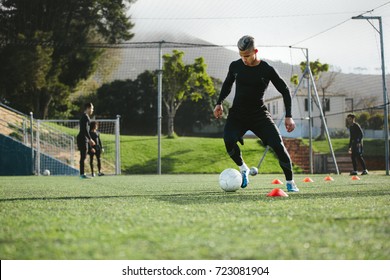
1, 186, 387, 204
152, 191, 260, 204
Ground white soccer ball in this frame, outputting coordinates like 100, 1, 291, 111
43, 169, 50, 176
219, 168, 242, 192
250, 166, 258, 176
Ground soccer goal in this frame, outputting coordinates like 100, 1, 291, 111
35, 117, 121, 176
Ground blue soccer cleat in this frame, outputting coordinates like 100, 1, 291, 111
241, 169, 249, 188
286, 181, 299, 192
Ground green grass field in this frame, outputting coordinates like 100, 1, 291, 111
118, 136, 386, 174
1, 173, 389, 260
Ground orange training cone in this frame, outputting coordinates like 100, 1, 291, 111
351, 175, 361, 180
271, 179, 283, 185
267, 188, 289, 197
303, 177, 314, 183
324, 176, 334, 181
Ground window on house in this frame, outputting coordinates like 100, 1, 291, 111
304, 98, 311, 111
303, 79, 308, 88
305, 98, 330, 111
323, 98, 330, 112
272, 101, 278, 115
345, 98, 353, 112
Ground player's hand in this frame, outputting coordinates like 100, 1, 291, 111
91, 148, 96, 154
348, 148, 352, 154
101, 148, 105, 153
213, 104, 223, 118
285, 117, 296, 132
89, 139, 96, 146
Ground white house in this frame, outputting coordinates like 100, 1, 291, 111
264, 87, 347, 138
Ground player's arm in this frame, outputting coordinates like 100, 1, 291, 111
214, 63, 235, 118
270, 67, 292, 116
270, 67, 295, 132
82, 118, 95, 146
98, 135, 104, 152
357, 124, 363, 143
348, 126, 353, 153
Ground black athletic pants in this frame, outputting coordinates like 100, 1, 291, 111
89, 149, 102, 174
223, 109, 293, 181
77, 138, 88, 175
351, 143, 367, 171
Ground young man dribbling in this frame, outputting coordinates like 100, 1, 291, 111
213, 35, 299, 192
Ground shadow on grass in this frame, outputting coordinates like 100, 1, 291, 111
151, 188, 390, 204
1, 188, 388, 205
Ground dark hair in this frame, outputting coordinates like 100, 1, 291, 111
237, 35, 255, 51
84, 102, 93, 109
90, 121, 98, 130
347, 114, 356, 119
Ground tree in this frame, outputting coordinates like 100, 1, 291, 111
93, 71, 157, 135
354, 96, 379, 115
175, 77, 224, 136
0, 0, 135, 118
91, 69, 221, 136
162, 50, 215, 137
368, 113, 384, 130
356, 112, 370, 129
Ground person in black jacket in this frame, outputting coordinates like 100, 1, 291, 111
213, 35, 298, 192
347, 114, 368, 175
77, 103, 95, 179
88, 121, 104, 177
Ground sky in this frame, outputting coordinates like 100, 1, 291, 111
128, 0, 390, 74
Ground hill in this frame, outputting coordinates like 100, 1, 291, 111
118, 135, 384, 174
107, 31, 389, 107
120, 135, 287, 174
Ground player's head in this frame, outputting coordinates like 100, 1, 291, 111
347, 114, 356, 119
237, 35, 255, 51
237, 35, 258, 66
90, 121, 98, 130
346, 114, 356, 125
84, 102, 94, 115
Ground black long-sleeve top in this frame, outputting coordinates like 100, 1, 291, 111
90, 131, 103, 150
216, 59, 292, 117
349, 122, 364, 148
77, 113, 92, 142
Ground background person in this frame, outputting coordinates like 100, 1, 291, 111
88, 121, 104, 177
347, 114, 368, 175
77, 103, 95, 179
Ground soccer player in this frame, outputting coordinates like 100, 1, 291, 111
77, 103, 95, 179
213, 35, 299, 192
346, 114, 368, 175
88, 121, 104, 177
